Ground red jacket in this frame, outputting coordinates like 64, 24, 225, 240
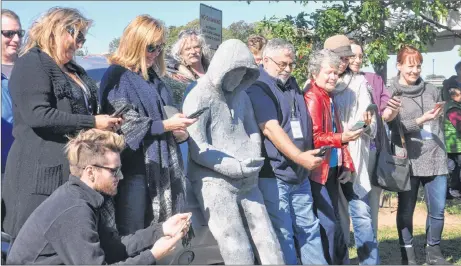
304, 81, 355, 185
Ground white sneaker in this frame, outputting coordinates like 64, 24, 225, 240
449, 188, 461, 198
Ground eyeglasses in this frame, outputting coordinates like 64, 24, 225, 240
147, 43, 165, 54
268, 57, 296, 70
1, 30, 25, 38
66, 27, 86, 45
91, 164, 122, 178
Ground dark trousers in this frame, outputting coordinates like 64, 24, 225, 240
397, 175, 447, 247
310, 167, 349, 265
448, 153, 461, 190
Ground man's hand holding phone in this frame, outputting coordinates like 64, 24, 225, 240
162, 212, 192, 237
294, 149, 323, 170
150, 213, 192, 260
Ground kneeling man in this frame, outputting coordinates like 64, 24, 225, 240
7, 129, 190, 265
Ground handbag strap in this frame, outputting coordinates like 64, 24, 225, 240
366, 82, 408, 157
395, 115, 408, 157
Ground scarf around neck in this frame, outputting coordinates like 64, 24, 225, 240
390, 76, 425, 97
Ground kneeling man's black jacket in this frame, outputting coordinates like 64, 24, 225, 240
7, 175, 163, 265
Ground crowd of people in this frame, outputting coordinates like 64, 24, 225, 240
1, 6, 460, 265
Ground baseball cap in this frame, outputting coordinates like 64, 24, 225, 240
323, 35, 355, 57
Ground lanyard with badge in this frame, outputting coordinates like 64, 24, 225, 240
289, 90, 304, 139
409, 94, 433, 140
275, 80, 303, 139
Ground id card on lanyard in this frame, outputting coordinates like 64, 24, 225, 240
410, 94, 433, 140
289, 91, 303, 139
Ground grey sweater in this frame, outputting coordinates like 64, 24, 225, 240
388, 77, 448, 177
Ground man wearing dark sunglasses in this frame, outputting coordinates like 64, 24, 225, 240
7, 129, 192, 265
1, 9, 22, 178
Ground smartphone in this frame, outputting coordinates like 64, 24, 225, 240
434, 101, 446, 110
111, 103, 133, 118
175, 213, 192, 236
391, 89, 403, 98
315, 146, 331, 157
187, 107, 209, 119
350, 121, 366, 131
365, 104, 378, 115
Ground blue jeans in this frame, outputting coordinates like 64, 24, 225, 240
115, 174, 149, 235
341, 183, 380, 264
310, 168, 349, 265
397, 175, 447, 247
259, 177, 327, 265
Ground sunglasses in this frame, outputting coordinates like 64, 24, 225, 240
91, 164, 123, 178
147, 43, 165, 53
1, 30, 25, 38
66, 27, 86, 45
178, 29, 199, 39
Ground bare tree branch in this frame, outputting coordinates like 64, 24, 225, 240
419, 13, 461, 39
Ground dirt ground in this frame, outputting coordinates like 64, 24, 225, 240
377, 198, 461, 227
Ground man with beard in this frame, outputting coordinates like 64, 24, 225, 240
7, 129, 191, 265
245, 38, 327, 264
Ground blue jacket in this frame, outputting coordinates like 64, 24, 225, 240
1, 73, 14, 173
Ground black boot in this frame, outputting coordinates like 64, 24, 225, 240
400, 246, 417, 265
426, 245, 450, 265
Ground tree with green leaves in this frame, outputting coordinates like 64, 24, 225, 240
253, 0, 461, 84
108, 37, 120, 54
75, 46, 88, 56
223, 20, 257, 42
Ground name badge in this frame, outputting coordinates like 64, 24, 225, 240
421, 123, 433, 140
290, 119, 304, 139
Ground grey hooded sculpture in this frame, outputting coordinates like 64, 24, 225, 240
182, 39, 284, 264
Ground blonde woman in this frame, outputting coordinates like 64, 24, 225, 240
100, 15, 197, 235
2, 7, 121, 239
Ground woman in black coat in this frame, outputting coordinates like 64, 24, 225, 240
2, 7, 122, 239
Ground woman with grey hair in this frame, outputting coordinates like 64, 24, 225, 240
162, 29, 211, 106
328, 35, 380, 265
304, 49, 364, 264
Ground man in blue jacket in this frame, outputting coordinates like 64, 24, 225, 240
1, 9, 22, 174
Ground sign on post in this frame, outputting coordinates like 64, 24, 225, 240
199, 3, 222, 50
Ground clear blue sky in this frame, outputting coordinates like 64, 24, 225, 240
4, 0, 460, 79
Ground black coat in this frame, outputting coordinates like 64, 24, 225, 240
7, 176, 162, 265
2, 47, 97, 238
442, 75, 459, 101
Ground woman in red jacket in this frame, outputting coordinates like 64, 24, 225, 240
304, 49, 366, 264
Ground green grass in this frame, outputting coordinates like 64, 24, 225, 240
446, 199, 461, 215
348, 226, 461, 265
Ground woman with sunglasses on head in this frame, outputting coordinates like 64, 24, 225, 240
100, 15, 197, 235
2, 7, 122, 240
